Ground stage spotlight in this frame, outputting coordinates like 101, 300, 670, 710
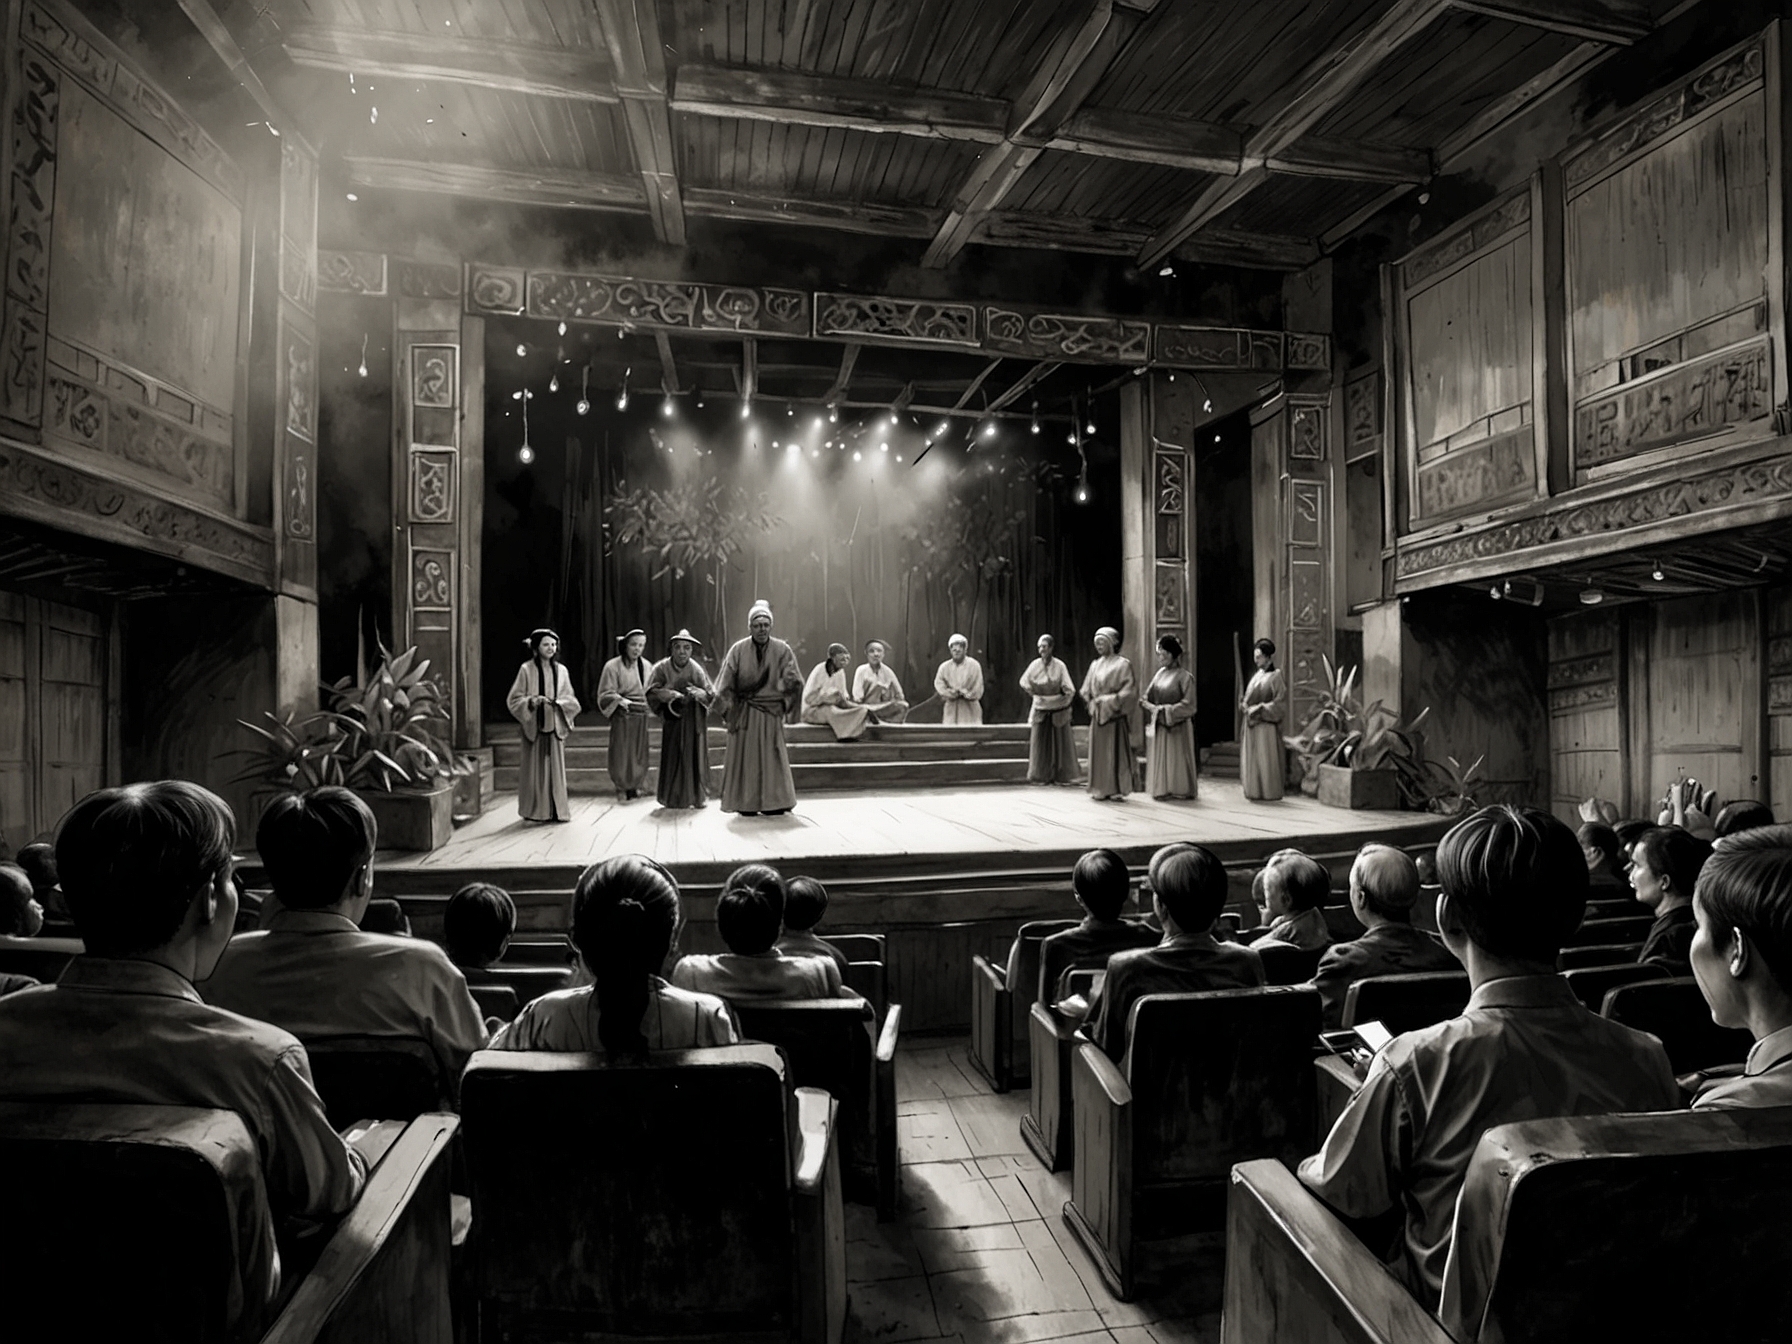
981, 422, 996, 439
661, 395, 673, 417
1031, 401, 1040, 434
812, 417, 824, 433
1085, 419, 1096, 436
879, 442, 889, 452
937, 421, 950, 437
357, 334, 368, 378
346, 192, 358, 202
895, 454, 903, 462
1204, 399, 1213, 413
740, 399, 751, 420
829, 407, 839, 423
853, 450, 862, 461
1067, 432, 1077, 445
558, 322, 567, 336
518, 444, 534, 465
1489, 585, 1503, 600
787, 404, 794, 417
811, 448, 820, 458
1652, 563, 1665, 581
1158, 263, 1174, 277
616, 388, 628, 411
549, 373, 559, 393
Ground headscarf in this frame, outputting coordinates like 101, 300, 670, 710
747, 599, 773, 624
1096, 625, 1122, 653
948, 633, 967, 650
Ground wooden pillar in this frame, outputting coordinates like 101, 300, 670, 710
1123, 375, 1197, 668
272, 137, 320, 714
1250, 392, 1335, 729
1120, 379, 1150, 661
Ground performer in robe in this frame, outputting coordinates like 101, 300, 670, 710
1241, 637, 1288, 801
1021, 634, 1079, 785
715, 600, 804, 815
1144, 633, 1199, 801
852, 640, 909, 724
934, 634, 984, 725
1080, 626, 1141, 801
802, 643, 871, 741
596, 628, 651, 800
505, 628, 581, 822
645, 628, 715, 809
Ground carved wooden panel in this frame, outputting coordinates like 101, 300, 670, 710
1547, 611, 1624, 821
1573, 336, 1771, 468
318, 250, 389, 296
3, 54, 59, 431
817, 294, 978, 346
513, 271, 809, 335
396, 261, 462, 301
1415, 426, 1534, 518
1285, 479, 1329, 727
984, 309, 1146, 362
409, 448, 456, 524
1154, 562, 1186, 626
1155, 449, 1185, 562
1288, 398, 1328, 462
1345, 371, 1380, 450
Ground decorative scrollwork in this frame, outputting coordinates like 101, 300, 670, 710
1155, 452, 1184, 516
409, 449, 455, 524
983, 308, 1147, 362
1573, 338, 1771, 468
814, 294, 977, 346
412, 550, 452, 608
1403, 188, 1531, 289
284, 330, 315, 442
411, 346, 455, 409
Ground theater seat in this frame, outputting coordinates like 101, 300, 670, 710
0, 1102, 457, 1344
462, 963, 576, 1007
468, 982, 520, 1022
1566, 914, 1654, 946
1064, 984, 1321, 1301
460, 1046, 845, 1344
823, 933, 888, 1016
1600, 976, 1751, 1073
1557, 941, 1644, 970
1022, 967, 1102, 1172
1256, 942, 1323, 984
1560, 962, 1665, 1013
1223, 1108, 1792, 1343
1342, 970, 1470, 1034
0, 933, 82, 982
300, 1036, 452, 1129
969, 919, 1078, 1091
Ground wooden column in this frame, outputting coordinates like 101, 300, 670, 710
1120, 379, 1150, 662
273, 136, 320, 714
1149, 375, 1195, 661
1250, 392, 1335, 729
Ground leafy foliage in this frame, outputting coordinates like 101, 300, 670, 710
227, 709, 348, 789
606, 476, 783, 640
1423, 752, 1487, 816
1287, 656, 1432, 803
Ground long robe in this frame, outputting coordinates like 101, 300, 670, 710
1241, 666, 1287, 801
715, 636, 803, 813
505, 659, 580, 821
852, 663, 909, 723
1020, 656, 1079, 784
1081, 654, 1141, 799
934, 655, 984, 725
1145, 666, 1199, 800
646, 655, 715, 808
802, 662, 871, 741
596, 655, 651, 794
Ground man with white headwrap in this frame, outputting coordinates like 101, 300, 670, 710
1080, 626, 1141, 800
714, 599, 804, 814
934, 634, 984, 726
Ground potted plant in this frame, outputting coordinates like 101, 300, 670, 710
228, 708, 350, 834
1288, 658, 1430, 810
1421, 753, 1487, 817
325, 639, 461, 851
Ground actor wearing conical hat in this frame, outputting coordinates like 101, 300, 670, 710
934, 634, 984, 726
646, 628, 716, 809
852, 639, 909, 724
597, 628, 652, 800
505, 628, 581, 821
714, 600, 804, 815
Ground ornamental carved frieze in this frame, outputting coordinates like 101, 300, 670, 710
411, 548, 453, 609
1289, 399, 1329, 462
318, 250, 389, 296
1549, 682, 1619, 714
1573, 338, 1771, 468
409, 448, 456, 524
1547, 653, 1616, 689
4, 55, 58, 429
1153, 562, 1186, 626
1286, 332, 1330, 371
465, 263, 524, 314
283, 328, 316, 443
285, 436, 313, 540
815, 293, 977, 346
44, 373, 234, 508
528, 271, 810, 336
1155, 452, 1184, 516
279, 240, 316, 314
1346, 372, 1381, 448
1403, 188, 1531, 289
1770, 635, 1792, 676
395, 260, 463, 301
983, 308, 1147, 362
1416, 426, 1535, 520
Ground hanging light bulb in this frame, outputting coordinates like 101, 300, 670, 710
1076, 479, 1089, 503
829, 406, 839, 423
357, 333, 368, 379
1031, 401, 1040, 434
576, 366, 591, 416
662, 393, 674, 417
1085, 418, 1096, 436
1652, 562, 1666, 581
616, 366, 630, 412
740, 397, 751, 420
549, 372, 559, 393
980, 421, 996, 439
518, 387, 533, 463
558, 321, 567, 336
516, 343, 527, 357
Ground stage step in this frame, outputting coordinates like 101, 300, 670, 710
1200, 741, 1241, 780
494, 756, 1037, 794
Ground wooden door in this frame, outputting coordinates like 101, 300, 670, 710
1548, 610, 1625, 824
1646, 592, 1763, 811
0, 591, 110, 846
0, 593, 29, 845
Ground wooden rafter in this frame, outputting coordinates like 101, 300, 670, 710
987, 361, 1064, 414
735, 340, 758, 404
671, 64, 1006, 141
1452, 0, 1651, 43
951, 360, 1004, 411
177, 0, 294, 136
282, 24, 618, 100
824, 344, 862, 407
342, 157, 643, 209
655, 332, 684, 395
591, 0, 684, 245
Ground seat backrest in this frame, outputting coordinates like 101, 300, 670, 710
1342, 970, 1471, 1033
493, 939, 578, 967
1440, 1108, 1792, 1343
0, 1101, 274, 1344
1321, 903, 1366, 943
302, 1036, 449, 1128
1054, 966, 1103, 1003
1014, 919, 1082, 1002
1560, 962, 1663, 1013
460, 1046, 798, 1335
1038, 925, 1154, 1010
1556, 941, 1643, 970
468, 983, 521, 1022
463, 964, 575, 1006
1566, 914, 1653, 946
1600, 976, 1751, 1073
1584, 897, 1645, 919
820, 933, 886, 963
1125, 985, 1321, 1187
733, 999, 875, 1160
1256, 942, 1323, 985
0, 933, 83, 981
841, 960, 886, 1013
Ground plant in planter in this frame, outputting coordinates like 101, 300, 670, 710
323, 640, 462, 851
1288, 658, 1431, 810
1421, 753, 1487, 817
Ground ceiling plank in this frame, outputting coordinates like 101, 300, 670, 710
176, 0, 294, 137
282, 23, 618, 101
824, 343, 862, 407
343, 157, 644, 209
1048, 105, 1240, 172
683, 185, 941, 238
975, 210, 1319, 269
1451, 0, 1651, 44
1266, 134, 1432, 184
1434, 39, 1612, 167
592, 0, 686, 245
671, 64, 1006, 141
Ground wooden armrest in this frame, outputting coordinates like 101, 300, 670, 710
262, 1113, 459, 1344
1074, 1041, 1131, 1108
793, 1087, 838, 1195
971, 953, 1007, 992
1030, 999, 1081, 1041
340, 1118, 408, 1171
876, 1003, 902, 1063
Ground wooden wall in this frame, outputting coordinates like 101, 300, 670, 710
1547, 610, 1627, 822
1771, 587, 1792, 811
0, 588, 110, 845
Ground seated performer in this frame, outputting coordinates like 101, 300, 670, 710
802, 642, 871, 741
934, 634, 984, 725
645, 628, 715, 809
1311, 844, 1456, 1027
715, 600, 803, 816
1021, 634, 1079, 785
853, 640, 909, 724
597, 628, 652, 801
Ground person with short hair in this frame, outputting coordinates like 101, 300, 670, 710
1252, 848, 1333, 951
933, 634, 984, 726
774, 876, 850, 973
444, 882, 516, 970
1297, 805, 1680, 1311
14, 841, 69, 926
1576, 821, 1630, 893
202, 787, 490, 1089
1687, 825, 1792, 1109
1630, 825, 1711, 974
802, 642, 871, 742
358, 897, 411, 937
1084, 843, 1263, 1060
1310, 844, 1457, 1027
492, 855, 736, 1053
0, 861, 44, 937
853, 639, 909, 724
1713, 799, 1775, 839
1240, 637, 1287, 801
0, 782, 366, 1317
1027, 848, 1158, 1005
671, 864, 854, 1000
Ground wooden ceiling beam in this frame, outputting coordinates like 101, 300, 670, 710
951, 359, 1004, 411
343, 157, 644, 209
177, 0, 296, 138
1048, 105, 1241, 172
655, 332, 685, 395
824, 344, 862, 407
683, 186, 941, 238
987, 361, 1064, 413
975, 210, 1319, 269
736, 339, 758, 404
671, 65, 1006, 142
1451, 0, 1651, 44
591, 0, 685, 245
281, 23, 618, 101
1266, 134, 1432, 184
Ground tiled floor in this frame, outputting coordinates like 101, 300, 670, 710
845, 1039, 1221, 1344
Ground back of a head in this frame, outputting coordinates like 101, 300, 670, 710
1353, 843, 1420, 921
1613, 819, 1654, 850
715, 863, 784, 955
1073, 848, 1131, 921
55, 782, 236, 957
358, 897, 411, 937
1632, 826, 1712, 897
255, 787, 376, 910
1268, 849, 1330, 912
1577, 822, 1620, 868
0, 862, 37, 935
444, 881, 515, 967
782, 876, 829, 933
1714, 800, 1775, 839
1698, 825, 1792, 991
15, 842, 57, 895
1437, 804, 1586, 963
1148, 843, 1228, 932
571, 855, 682, 1053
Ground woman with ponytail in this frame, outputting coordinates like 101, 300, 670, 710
490, 854, 736, 1053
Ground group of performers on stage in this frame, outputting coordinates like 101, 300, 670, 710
506, 604, 1289, 822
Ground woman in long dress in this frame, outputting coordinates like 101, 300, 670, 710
505, 628, 581, 822
645, 628, 715, 809
597, 628, 651, 800
1020, 634, 1079, 785
1240, 637, 1287, 801
802, 642, 872, 741
1144, 633, 1198, 800
1080, 626, 1141, 800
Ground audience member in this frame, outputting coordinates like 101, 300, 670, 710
1630, 825, 1711, 973
1414, 851, 1438, 886
358, 896, 411, 937
0, 783, 366, 1265
1024, 848, 1157, 1004
1687, 824, 1792, 1109
1576, 821, 1630, 894
1251, 848, 1333, 951
202, 787, 489, 1088
774, 876, 850, 973
0, 861, 44, 937
15, 841, 69, 924
444, 882, 516, 970
671, 863, 855, 1000
1084, 843, 1263, 1060
1613, 818, 1654, 857
492, 855, 736, 1052
1713, 799, 1775, 839
1310, 844, 1457, 1028
1297, 805, 1679, 1309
